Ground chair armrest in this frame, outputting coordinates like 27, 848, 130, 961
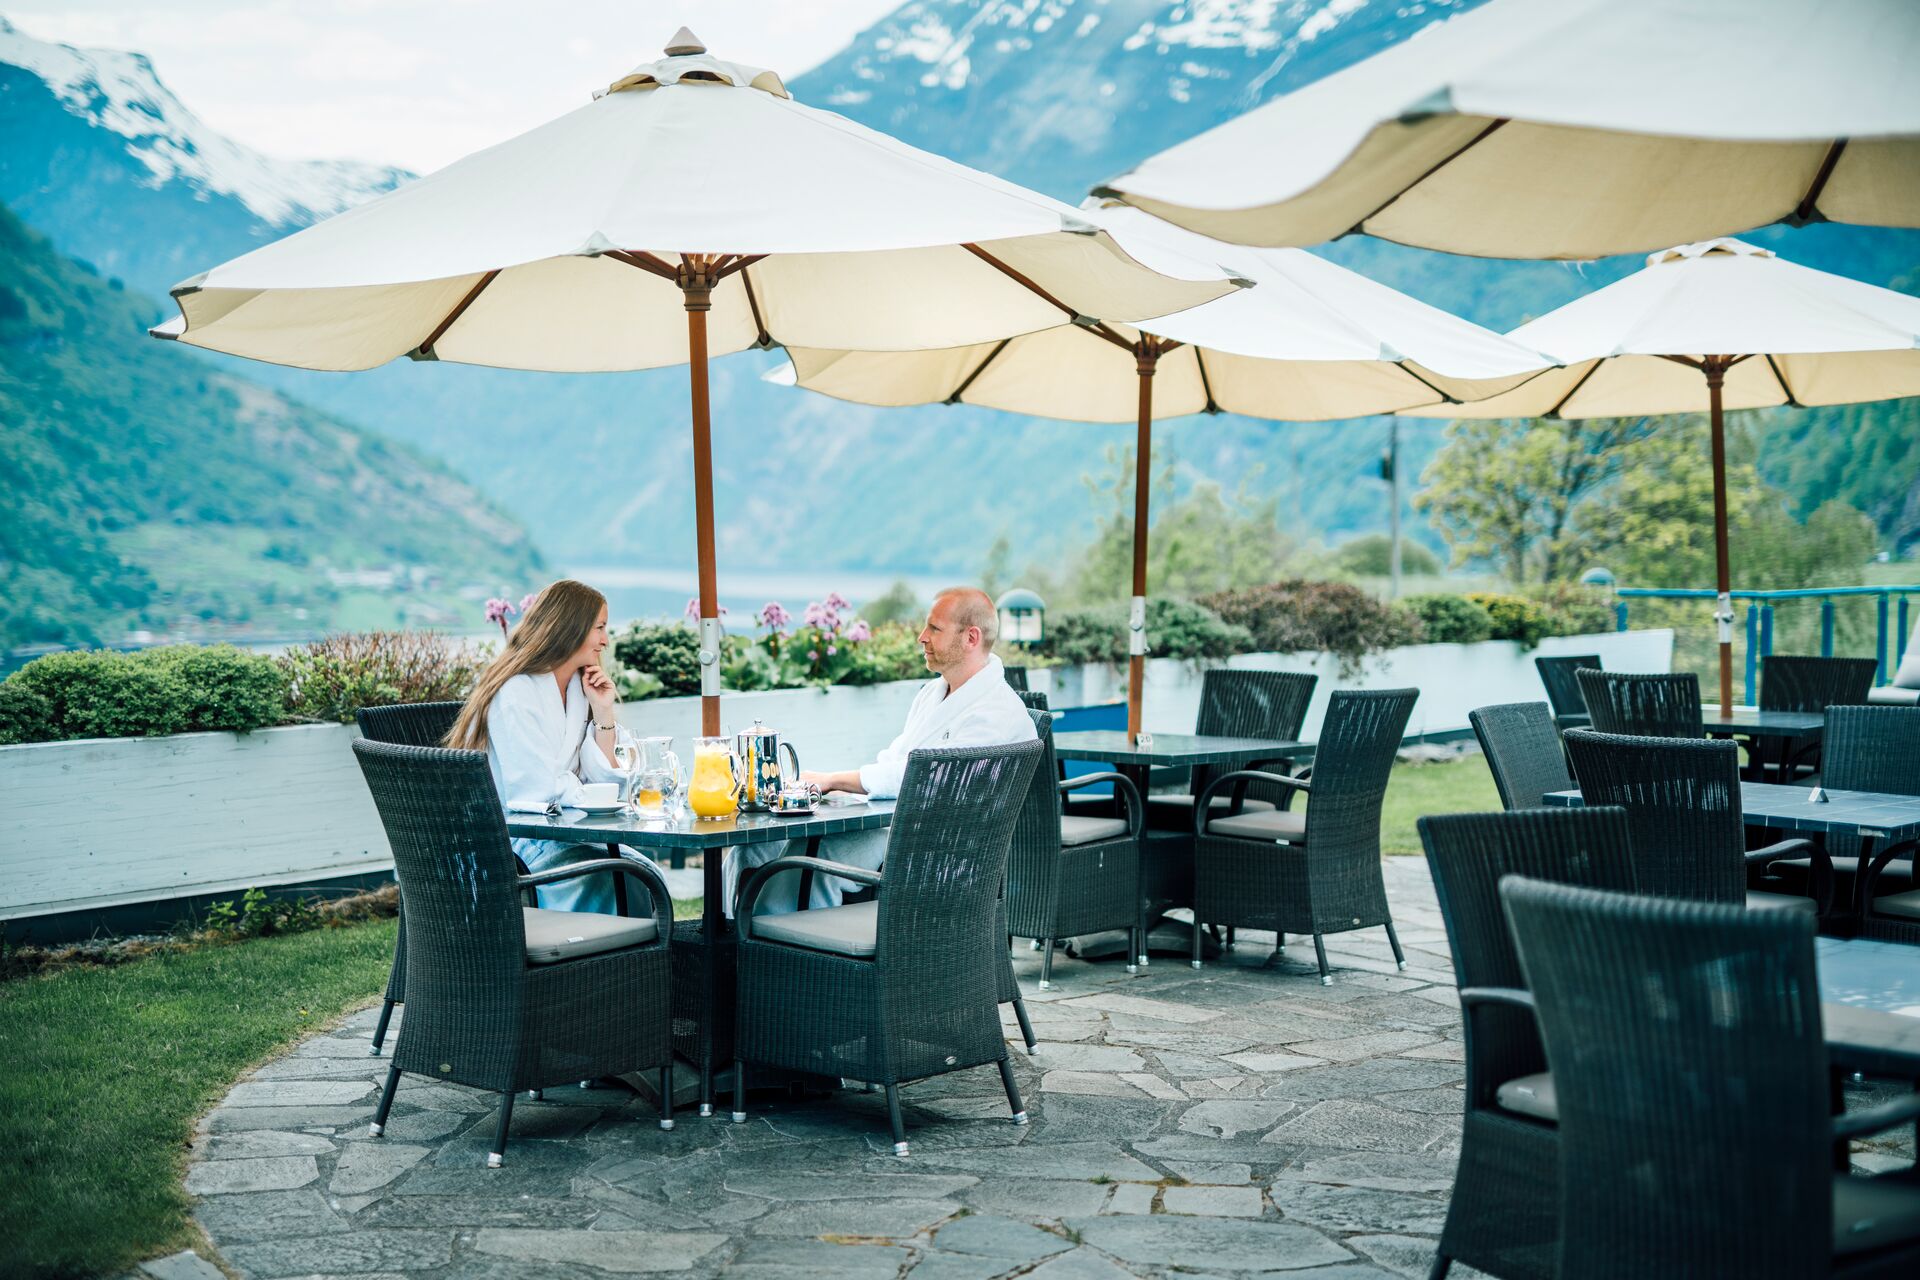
1832, 1091, 1920, 1141
1747, 838, 1834, 915
737, 856, 883, 936
1459, 986, 1536, 1012
1194, 769, 1308, 836
1862, 838, 1920, 905
1060, 771, 1144, 837
518, 856, 674, 944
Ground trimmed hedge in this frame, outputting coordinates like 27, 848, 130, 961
1200, 580, 1422, 674
1465, 593, 1557, 649
1035, 598, 1253, 666
1404, 593, 1495, 645
3, 646, 286, 743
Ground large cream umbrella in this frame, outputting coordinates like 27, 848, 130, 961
1095, 0, 1920, 258
774, 205, 1554, 740
151, 31, 1238, 735
1402, 237, 1920, 714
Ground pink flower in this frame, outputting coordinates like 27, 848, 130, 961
484, 598, 515, 625
826, 645, 837, 657
825, 591, 852, 611
807, 649, 819, 662
758, 601, 791, 630
802, 601, 840, 631
846, 620, 871, 643
518, 591, 539, 614
685, 598, 729, 621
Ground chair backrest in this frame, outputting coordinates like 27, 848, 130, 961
1469, 702, 1573, 809
1016, 689, 1049, 711
1575, 669, 1701, 738
1823, 704, 1920, 794
1502, 878, 1830, 1280
1562, 728, 1745, 903
351, 740, 529, 1019
1301, 688, 1417, 854
356, 700, 464, 747
1193, 669, 1317, 804
1533, 654, 1598, 721
1002, 665, 1029, 692
1759, 654, 1877, 713
1419, 807, 1636, 1102
1006, 712, 1064, 923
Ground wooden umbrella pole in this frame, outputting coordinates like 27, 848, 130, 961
1705, 357, 1734, 718
1128, 342, 1159, 744
680, 257, 723, 737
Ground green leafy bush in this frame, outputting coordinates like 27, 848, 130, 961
0, 681, 54, 745
1466, 593, 1558, 649
1529, 583, 1616, 638
142, 645, 288, 732
1199, 580, 1422, 675
1403, 594, 1495, 645
7, 651, 186, 740
279, 631, 488, 724
1037, 599, 1252, 666
1331, 534, 1442, 578
838, 621, 930, 685
613, 624, 704, 697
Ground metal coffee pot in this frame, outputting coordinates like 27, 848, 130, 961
733, 719, 800, 812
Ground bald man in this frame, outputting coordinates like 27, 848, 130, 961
733, 586, 1039, 914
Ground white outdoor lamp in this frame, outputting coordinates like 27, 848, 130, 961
996, 588, 1047, 647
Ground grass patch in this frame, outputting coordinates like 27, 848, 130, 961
0, 918, 396, 1278
1381, 755, 1500, 855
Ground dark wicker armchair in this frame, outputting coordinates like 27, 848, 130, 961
732, 740, 1044, 1156
1759, 655, 1878, 782
1534, 654, 1598, 731
1562, 729, 1832, 914
352, 740, 676, 1167
1575, 668, 1702, 738
1827, 706, 1920, 942
1144, 670, 1317, 831
355, 701, 465, 1056
1189, 688, 1417, 983
1469, 702, 1573, 810
1418, 807, 1638, 1280
1005, 711, 1143, 990
1016, 689, 1049, 711
1503, 878, 1920, 1280
1003, 665, 1030, 692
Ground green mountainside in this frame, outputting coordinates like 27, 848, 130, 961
0, 205, 544, 649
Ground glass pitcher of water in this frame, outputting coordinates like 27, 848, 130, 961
631, 736, 681, 818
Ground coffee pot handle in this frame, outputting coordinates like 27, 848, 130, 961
780, 741, 801, 783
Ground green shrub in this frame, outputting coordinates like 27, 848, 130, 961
1529, 583, 1616, 638
1037, 598, 1252, 666
0, 681, 54, 745
141, 645, 287, 732
838, 621, 929, 685
1331, 534, 1442, 578
8, 650, 187, 741
1403, 594, 1494, 645
613, 623, 703, 697
1199, 580, 1422, 675
279, 631, 488, 723
1467, 593, 1557, 649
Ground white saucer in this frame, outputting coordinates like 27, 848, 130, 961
572, 803, 628, 815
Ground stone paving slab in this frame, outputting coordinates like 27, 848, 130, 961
177, 858, 1909, 1279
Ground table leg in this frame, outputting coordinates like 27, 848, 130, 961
1125, 762, 1152, 968
700, 847, 725, 1117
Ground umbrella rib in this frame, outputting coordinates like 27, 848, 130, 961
1193, 348, 1221, 415
739, 264, 773, 349
1394, 361, 1458, 405
945, 338, 1012, 404
415, 269, 499, 357
1543, 359, 1607, 418
1789, 140, 1848, 226
611, 250, 680, 281
1762, 353, 1802, 407
1344, 118, 1509, 238
961, 242, 1132, 349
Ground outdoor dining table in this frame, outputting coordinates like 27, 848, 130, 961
1701, 708, 1826, 782
506, 800, 897, 1116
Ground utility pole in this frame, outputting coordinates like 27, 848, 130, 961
1385, 419, 1402, 599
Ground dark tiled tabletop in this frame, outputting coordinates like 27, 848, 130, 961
505, 799, 897, 849
1547, 782, 1920, 843
1053, 731, 1308, 768
1703, 709, 1825, 738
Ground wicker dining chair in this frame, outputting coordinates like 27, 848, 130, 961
1759, 655, 1879, 782
1002, 665, 1030, 692
1143, 670, 1317, 831
355, 701, 465, 1057
731, 740, 1044, 1156
1533, 654, 1598, 731
1016, 689, 1049, 711
1188, 688, 1417, 983
352, 740, 676, 1167
1005, 710, 1144, 990
1562, 729, 1831, 913
1502, 878, 1920, 1280
1575, 668, 1702, 738
1469, 702, 1573, 810
1826, 706, 1920, 942
1418, 806, 1638, 1280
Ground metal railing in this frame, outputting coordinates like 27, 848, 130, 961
1615, 585, 1919, 702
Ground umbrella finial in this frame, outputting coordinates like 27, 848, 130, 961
665, 27, 706, 57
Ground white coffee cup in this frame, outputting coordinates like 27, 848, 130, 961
578, 782, 619, 807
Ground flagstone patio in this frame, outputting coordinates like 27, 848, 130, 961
163, 859, 1906, 1279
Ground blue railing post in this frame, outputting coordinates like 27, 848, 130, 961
1759, 604, 1774, 668
1744, 604, 1759, 705
1899, 596, 1911, 670
1877, 593, 1891, 685
1615, 601, 1628, 632
1820, 597, 1834, 657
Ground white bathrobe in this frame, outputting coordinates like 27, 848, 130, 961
486, 672, 642, 915
736, 654, 1038, 914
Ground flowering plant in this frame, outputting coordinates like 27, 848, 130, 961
483, 597, 517, 640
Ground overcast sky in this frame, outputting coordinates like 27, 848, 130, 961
8, 1, 905, 173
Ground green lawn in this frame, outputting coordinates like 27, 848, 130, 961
1381, 755, 1501, 855
0, 920, 397, 1279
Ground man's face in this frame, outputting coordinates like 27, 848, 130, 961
917, 599, 971, 674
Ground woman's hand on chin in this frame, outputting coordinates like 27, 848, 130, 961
581, 663, 618, 721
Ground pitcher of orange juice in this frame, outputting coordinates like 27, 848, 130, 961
686, 736, 744, 821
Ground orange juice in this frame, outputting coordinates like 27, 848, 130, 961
687, 742, 740, 820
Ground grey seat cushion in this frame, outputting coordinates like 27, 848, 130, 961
1868, 685, 1920, 706
1494, 1071, 1557, 1123
1746, 890, 1818, 914
750, 901, 878, 957
1059, 815, 1130, 846
1206, 809, 1308, 842
1834, 1174, 1920, 1255
1147, 794, 1277, 814
523, 907, 658, 965
1873, 889, 1920, 921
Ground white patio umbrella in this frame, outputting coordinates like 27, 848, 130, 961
151, 30, 1238, 734
1095, 0, 1920, 258
1400, 237, 1920, 714
773, 205, 1555, 740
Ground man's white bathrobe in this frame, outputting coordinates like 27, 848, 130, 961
736, 654, 1038, 915
486, 672, 643, 915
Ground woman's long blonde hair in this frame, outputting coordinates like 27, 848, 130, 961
446, 580, 608, 751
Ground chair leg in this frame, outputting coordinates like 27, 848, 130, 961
1009, 993, 1038, 1055
659, 1066, 675, 1131
487, 1090, 515, 1168
1427, 1253, 1452, 1280
885, 1083, 909, 1157
369, 998, 397, 1056
1039, 938, 1056, 990
1125, 925, 1139, 976
1191, 915, 1204, 970
1312, 933, 1332, 985
1224, 926, 1236, 950
731, 1060, 749, 1124
1384, 920, 1408, 971
369, 1064, 401, 1137
998, 1056, 1029, 1126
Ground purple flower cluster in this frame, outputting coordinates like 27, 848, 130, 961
684, 598, 730, 622
483, 598, 516, 626
758, 601, 792, 630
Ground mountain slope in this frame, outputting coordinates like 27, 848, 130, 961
0, 204, 544, 649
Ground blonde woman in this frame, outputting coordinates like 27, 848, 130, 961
447, 579, 645, 915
